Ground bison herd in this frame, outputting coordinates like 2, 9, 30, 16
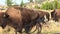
0, 6, 59, 34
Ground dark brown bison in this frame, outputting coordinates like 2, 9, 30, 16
4, 6, 50, 34
14, 6, 50, 33
14, 6, 50, 22
51, 9, 60, 22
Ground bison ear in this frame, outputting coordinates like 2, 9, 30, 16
3, 13, 9, 18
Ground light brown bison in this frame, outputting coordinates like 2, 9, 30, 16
4, 6, 50, 34
51, 9, 60, 22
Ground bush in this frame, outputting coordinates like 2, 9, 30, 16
57, 2, 60, 9
40, 1, 53, 10
20, 0, 26, 7
6, 0, 13, 6
40, 0, 60, 10
34, 5, 40, 9
53, 0, 59, 9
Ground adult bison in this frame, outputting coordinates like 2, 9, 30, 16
51, 9, 60, 22
4, 7, 23, 34
14, 6, 50, 33
4, 6, 50, 34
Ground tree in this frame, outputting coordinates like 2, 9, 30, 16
20, 0, 26, 7
6, 0, 13, 6
35, 0, 46, 4
53, 0, 58, 9
40, 1, 53, 10
29, 0, 33, 2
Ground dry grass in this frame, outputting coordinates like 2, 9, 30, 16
0, 20, 60, 34
41, 20, 60, 33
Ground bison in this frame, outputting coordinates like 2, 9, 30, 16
4, 7, 23, 34
14, 6, 50, 33
4, 6, 50, 34
51, 9, 60, 22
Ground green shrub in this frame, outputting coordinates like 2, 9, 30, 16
57, 2, 60, 9
40, 1, 53, 10
34, 5, 40, 9
40, 0, 60, 10
20, 0, 25, 7
6, 0, 13, 6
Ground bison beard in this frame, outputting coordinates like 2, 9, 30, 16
4, 6, 50, 34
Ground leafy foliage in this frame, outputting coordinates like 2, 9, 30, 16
6, 0, 13, 6
35, 0, 44, 4
53, 0, 59, 9
29, 0, 33, 2
20, 0, 26, 7
40, 0, 60, 10
34, 5, 40, 9
40, 1, 53, 10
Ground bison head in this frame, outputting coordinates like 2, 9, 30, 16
51, 9, 58, 22
0, 12, 7, 29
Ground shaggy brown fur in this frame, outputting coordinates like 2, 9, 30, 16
4, 6, 50, 34
5, 7, 23, 33
14, 7, 50, 33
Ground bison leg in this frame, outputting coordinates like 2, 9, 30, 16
41, 16, 46, 24
54, 17, 58, 22
53, 13, 58, 22
46, 14, 50, 21
0, 19, 7, 29
1, 24, 6, 29
24, 25, 31, 34
17, 25, 23, 33
12, 22, 23, 34
36, 23, 42, 34
14, 26, 22, 34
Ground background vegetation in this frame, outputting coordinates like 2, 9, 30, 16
6, 0, 60, 10
40, 0, 60, 10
